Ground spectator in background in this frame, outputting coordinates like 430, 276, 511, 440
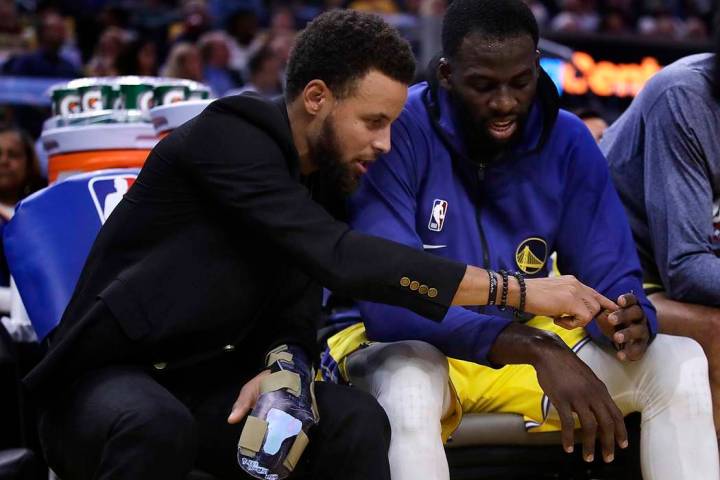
198, 31, 242, 96
0, 0, 32, 66
551, 0, 600, 32
161, 42, 203, 81
268, 5, 298, 37
575, 108, 608, 142
85, 26, 130, 77
638, 8, 684, 37
0, 124, 45, 340
229, 47, 282, 97
0, 125, 45, 220
170, 0, 213, 45
599, 6, 635, 34
225, 8, 264, 72
523, 0, 551, 28
5, 11, 80, 78
116, 37, 159, 77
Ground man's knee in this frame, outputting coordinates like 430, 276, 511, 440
643, 335, 711, 416
370, 340, 448, 373
116, 398, 198, 458
363, 342, 448, 438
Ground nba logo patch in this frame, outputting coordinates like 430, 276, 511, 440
88, 174, 137, 224
428, 199, 448, 232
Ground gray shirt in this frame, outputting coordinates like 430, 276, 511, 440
601, 53, 720, 305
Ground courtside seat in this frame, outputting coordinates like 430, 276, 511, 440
447, 414, 561, 447
4, 169, 140, 341
4, 170, 220, 480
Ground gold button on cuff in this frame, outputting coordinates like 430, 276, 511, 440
400, 277, 411, 287
419, 284, 429, 295
428, 288, 438, 298
153, 362, 167, 370
410, 281, 420, 291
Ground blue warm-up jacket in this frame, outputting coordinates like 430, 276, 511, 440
348, 73, 657, 366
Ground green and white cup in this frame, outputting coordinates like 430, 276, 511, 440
188, 86, 211, 100
115, 82, 155, 112
154, 84, 190, 106
51, 88, 82, 116
79, 84, 114, 112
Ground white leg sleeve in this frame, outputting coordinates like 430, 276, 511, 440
346, 341, 452, 480
576, 334, 719, 480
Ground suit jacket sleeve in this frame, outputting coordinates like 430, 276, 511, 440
172, 99, 466, 321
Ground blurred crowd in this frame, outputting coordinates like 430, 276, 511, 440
0, 0, 715, 102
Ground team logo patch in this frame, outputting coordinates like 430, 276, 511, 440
515, 237, 548, 274
428, 199, 448, 232
88, 174, 137, 224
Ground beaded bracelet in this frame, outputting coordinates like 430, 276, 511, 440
513, 271, 526, 318
499, 269, 509, 311
487, 269, 497, 306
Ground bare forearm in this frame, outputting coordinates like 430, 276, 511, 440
487, 322, 568, 367
649, 292, 720, 343
451, 266, 519, 307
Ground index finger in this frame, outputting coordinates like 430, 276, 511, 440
594, 291, 619, 313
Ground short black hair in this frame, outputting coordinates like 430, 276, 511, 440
442, 0, 539, 60
285, 10, 415, 101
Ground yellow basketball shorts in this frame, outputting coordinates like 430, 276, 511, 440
324, 316, 590, 442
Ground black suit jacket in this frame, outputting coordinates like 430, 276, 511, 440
25, 94, 466, 393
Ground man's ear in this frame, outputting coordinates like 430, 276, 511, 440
438, 57, 453, 90
302, 79, 332, 116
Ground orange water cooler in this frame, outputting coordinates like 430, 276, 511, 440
42, 123, 159, 183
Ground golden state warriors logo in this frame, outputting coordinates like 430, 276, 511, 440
515, 237, 548, 274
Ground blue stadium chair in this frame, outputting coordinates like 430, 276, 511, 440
4, 169, 140, 341
3, 169, 219, 480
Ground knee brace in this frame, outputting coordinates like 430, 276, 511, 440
237, 344, 319, 480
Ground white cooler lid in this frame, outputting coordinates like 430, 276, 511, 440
150, 100, 212, 135
41, 123, 159, 155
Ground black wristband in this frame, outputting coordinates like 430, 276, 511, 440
499, 269, 509, 311
487, 270, 497, 306
513, 271, 526, 318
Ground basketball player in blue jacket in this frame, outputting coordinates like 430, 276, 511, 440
323, 1, 718, 479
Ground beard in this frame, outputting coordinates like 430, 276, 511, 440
310, 115, 359, 195
306, 115, 359, 219
448, 89, 528, 162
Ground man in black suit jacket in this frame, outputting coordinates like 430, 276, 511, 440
27, 10, 616, 480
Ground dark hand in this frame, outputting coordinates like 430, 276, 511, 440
535, 338, 628, 463
597, 293, 650, 361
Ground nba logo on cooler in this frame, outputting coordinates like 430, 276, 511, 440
428, 199, 448, 232
88, 174, 137, 224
